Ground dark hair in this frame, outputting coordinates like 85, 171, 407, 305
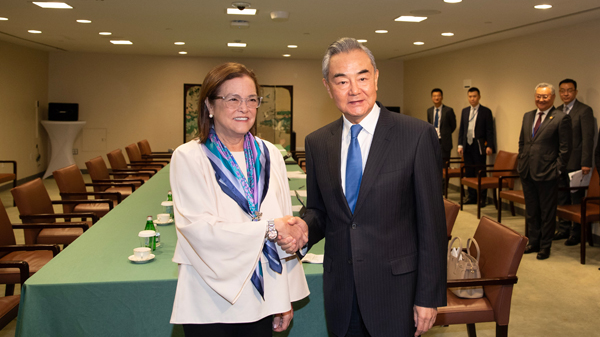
198, 63, 260, 143
467, 87, 480, 95
559, 78, 577, 90
431, 88, 443, 96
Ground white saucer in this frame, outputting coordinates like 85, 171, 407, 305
161, 201, 173, 206
128, 254, 155, 263
153, 219, 174, 226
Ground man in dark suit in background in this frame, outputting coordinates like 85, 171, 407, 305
282, 37, 447, 337
457, 87, 495, 206
554, 78, 595, 246
518, 83, 572, 260
427, 89, 456, 160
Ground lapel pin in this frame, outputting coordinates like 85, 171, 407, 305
549, 116, 554, 120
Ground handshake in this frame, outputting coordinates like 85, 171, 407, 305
274, 216, 308, 254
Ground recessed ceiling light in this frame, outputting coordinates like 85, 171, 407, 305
441, 32, 454, 36
99, 32, 111, 35
357, 39, 367, 43
28, 30, 42, 34
76, 19, 91, 23
179, 51, 187, 55
375, 30, 388, 34
534, 4, 552, 9
32, 2, 73, 9
228, 42, 246, 47
413, 41, 425, 45
174, 42, 185, 45
444, 0, 462, 3
283, 54, 291, 57
0, 17, 8, 21
110, 40, 133, 45
227, 8, 257, 15
287, 45, 297, 48
395, 16, 427, 22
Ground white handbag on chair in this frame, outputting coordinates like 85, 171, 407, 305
447, 236, 484, 299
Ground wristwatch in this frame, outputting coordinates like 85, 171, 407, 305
267, 219, 278, 241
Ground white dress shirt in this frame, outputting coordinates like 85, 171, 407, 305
340, 104, 380, 195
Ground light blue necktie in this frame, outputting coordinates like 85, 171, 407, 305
434, 108, 440, 128
345, 124, 363, 213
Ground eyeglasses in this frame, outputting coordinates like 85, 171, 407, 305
214, 94, 263, 109
559, 89, 575, 94
535, 95, 551, 100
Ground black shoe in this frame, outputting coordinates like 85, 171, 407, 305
524, 245, 540, 254
479, 200, 487, 208
464, 198, 477, 205
537, 248, 551, 260
553, 231, 569, 240
564, 236, 581, 246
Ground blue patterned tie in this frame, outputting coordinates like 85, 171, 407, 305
346, 124, 363, 213
434, 108, 439, 128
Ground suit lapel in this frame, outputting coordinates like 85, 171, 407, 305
326, 118, 348, 213
534, 108, 555, 139
353, 108, 394, 215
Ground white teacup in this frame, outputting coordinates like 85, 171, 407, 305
157, 213, 170, 223
134, 247, 151, 260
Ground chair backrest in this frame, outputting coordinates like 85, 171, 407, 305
11, 178, 56, 244
491, 151, 518, 177
125, 144, 143, 162
85, 157, 111, 192
443, 198, 460, 239
106, 149, 128, 170
53, 164, 88, 213
586, 169, 600, 203
138, 140, 152, 156
471, 216, 527, 325
0, 200, 17, 252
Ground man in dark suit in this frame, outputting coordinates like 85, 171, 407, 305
518, 83, 572, 260
427, 88, 456, 160
281, 37, 447, 337
554, 78, 595, 246
457, 87, 495, 206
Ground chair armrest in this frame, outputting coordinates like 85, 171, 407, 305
122, 164, 160, 172
109, 169, 153, 177
88, 181, 139, 191
60, 192, 122, 204
0, 244, 60, 256
0, 160, 17, 175
0, 261, 29, 284
142, 154, 171, 159
20, 213, 98, 224
13, 221, 90, 232
498, 175, 520, 192
130, 160, 168, 165
447, 276, 518, 287
53, 198, 114, 210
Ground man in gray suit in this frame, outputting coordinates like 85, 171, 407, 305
518, 83, 572, 260
282, 37, 447, 337
427, 89, 456, 160
554, 79, 594, 246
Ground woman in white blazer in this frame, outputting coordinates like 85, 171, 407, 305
169, 63, 309, 337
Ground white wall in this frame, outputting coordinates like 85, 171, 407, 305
0, 40, 49, 182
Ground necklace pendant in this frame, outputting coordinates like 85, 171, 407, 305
252, 212, 262, 221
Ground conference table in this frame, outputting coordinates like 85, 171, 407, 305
16, 150, 328, 337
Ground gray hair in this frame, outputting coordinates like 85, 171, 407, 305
322, 37, 377, 80
535, 83, 555, 96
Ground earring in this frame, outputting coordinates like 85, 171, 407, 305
209, 114, 213, 118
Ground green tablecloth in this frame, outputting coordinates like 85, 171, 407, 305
17, 162, 328, 336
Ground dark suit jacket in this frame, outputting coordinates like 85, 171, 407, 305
457, 105, 495, 152
555, 100, 594, 172
427, 105, 456, 155
518, 107, 572, 181
303, 104, 447, 336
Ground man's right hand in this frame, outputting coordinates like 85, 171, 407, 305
275, 217, 308, 254
457, 147, 463, 156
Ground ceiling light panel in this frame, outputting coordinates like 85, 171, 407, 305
534, 4, 552, 9
395, 16, 427, 22
228, 42, 246, 47
110, 40, 133, 45
174, 42, 185, 45
0, 17, 8, 21
33, 2, 73, 9
28, 30, 42, 34
441, 32, 454, 36
76, 20, 91, 23
444, 0, 462, 3
227, 8, 256, 15
413, 41, 424, 45
375, 30, 388, 34
287, 45, 297, 48
99, 32, 111, 35
357, 39, 367, 43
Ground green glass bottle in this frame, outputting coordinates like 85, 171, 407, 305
144, 215, 156, 251
167, 191, 174, 219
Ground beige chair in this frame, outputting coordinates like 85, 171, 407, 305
0, 160, 17, 206
106, 149, 155, 181
137, 139, 171, 160
556, 169, 600, 264
11, 179, 93, 245
53, 164, 120, 218
0, 261, 28, 328
460, 151, 519, 219
125, 143, 168, 169
435, 216, 528, 337
85, 156, 141, 200
443, 157, 464, 198
444, 198, 460, 241
0, 199, 59, 296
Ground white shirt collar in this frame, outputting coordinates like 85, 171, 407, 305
564, 99, 576, 110
342, 103, 381, 137
471, 104, 480, 111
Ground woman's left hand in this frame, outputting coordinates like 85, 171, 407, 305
272, 307, 294, 332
